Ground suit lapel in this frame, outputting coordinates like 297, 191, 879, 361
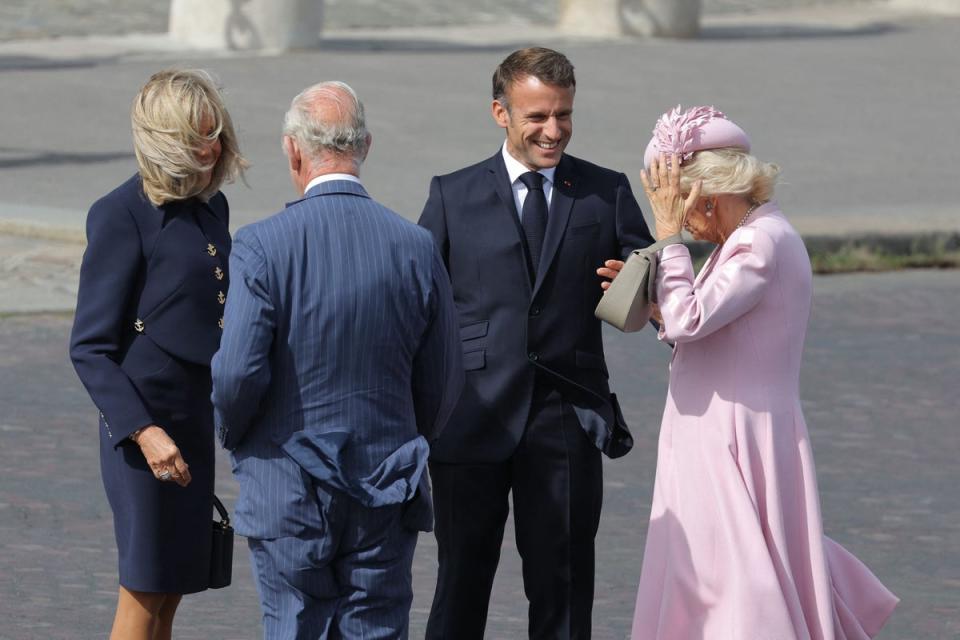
488, 153, 534, 293
489, 153, 521, 229
533, 154, 577, 296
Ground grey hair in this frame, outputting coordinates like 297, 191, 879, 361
282, 81, 369, 166
679, 147, 780, 203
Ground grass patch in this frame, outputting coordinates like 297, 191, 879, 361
686, 231, 960, 275
808, 247, 960, 273
805, 232, 960, 274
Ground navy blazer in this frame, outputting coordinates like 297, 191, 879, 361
419, 151, 654, 463
70, 175, 230, 444
211, 180, 463, 537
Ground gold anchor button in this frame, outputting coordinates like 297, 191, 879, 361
218, 317, 224, 329
214, 266, 224, 280
134, 319, 145, 333
217, 291, 226, 304
207, 243, 217, 256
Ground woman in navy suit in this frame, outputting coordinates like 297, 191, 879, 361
70, 69, 247, 640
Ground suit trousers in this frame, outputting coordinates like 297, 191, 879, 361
426, 377, 604, 639
247, 480, 418, 640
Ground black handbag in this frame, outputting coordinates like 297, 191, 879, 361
209, 494, 233, 589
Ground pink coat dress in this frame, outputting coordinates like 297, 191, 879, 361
631, 203, 898, 639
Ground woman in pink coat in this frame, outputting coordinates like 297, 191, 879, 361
611, 106, 898, 639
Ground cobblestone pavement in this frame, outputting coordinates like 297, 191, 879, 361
0, 235, 82, 314
1, 269, 957, 639
0, 0, 880, 40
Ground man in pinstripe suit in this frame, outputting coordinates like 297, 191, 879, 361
211, 81, 463, 640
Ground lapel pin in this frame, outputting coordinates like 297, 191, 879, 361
563, 179, 573, 188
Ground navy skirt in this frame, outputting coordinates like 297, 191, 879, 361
100, 335, 215, 594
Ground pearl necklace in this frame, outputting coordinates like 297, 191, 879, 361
734, 200, 766, 231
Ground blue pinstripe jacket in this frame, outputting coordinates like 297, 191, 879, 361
211, 180, 462, 537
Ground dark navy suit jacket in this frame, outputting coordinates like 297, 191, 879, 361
211, 180, 463, 537
71, 174, 230, 444
419, 152, 653, 463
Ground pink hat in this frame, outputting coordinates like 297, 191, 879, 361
643, 105, 750, 168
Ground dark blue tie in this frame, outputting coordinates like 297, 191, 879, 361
519, 171, 548, 278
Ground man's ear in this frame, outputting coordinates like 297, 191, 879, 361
283, 135, 301, 173
361, 132, 372, 162
491, 99, 510, 129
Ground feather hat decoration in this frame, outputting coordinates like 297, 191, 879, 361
643, 105, 751, 168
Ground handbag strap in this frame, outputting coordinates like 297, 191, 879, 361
213, 494, 230, 525
635, 233, 683, 257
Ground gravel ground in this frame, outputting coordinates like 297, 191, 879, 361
0, 0, 879, 41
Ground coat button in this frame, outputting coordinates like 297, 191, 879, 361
528, 352, 539, 362
134, 319, 144, 333
207, 243, 217, 256
218, 317, 224, 329
530, 306, 541, 316
218, 291, 226, 305
214, 266, 224, 280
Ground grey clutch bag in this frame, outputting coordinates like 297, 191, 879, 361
594, 234, 682, 332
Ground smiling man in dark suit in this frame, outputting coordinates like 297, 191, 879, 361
419, 47, 654, 639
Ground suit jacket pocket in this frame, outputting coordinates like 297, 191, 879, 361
460, 321, 488, 372
568, 211, 600, 235
463, 349, 486, 371
459, 320, 489, 341
122, 334, 175, 381
569, 220, 599, 234
121, 335, 191, 420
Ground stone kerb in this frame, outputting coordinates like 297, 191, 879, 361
887, 0, 960, 12
557, 0, 703, 38
169, 0, 323, 51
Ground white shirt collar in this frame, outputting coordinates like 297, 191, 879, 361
304, 173, 362, 195
501, 143, 556, 186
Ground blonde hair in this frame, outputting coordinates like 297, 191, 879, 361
132, 69, 248, 206
679, 148, 780, 203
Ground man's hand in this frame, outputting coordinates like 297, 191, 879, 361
135, 425, 192, 487
597, 259, 624, 291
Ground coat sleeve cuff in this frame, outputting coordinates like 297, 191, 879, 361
106, 410, 155, 449
659, 242, 689, 262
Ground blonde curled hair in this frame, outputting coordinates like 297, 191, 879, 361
679, 148, 780, 203
132, 69, 248, 206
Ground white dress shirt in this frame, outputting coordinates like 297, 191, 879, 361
501, 143, 556, 220
304, 173, 362, 194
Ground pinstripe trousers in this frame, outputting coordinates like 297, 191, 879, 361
247, 480, 418, 640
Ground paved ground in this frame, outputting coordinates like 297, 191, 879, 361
1, 269, 957, 639
0, 0, 883, 40
2, 2, 958, 315
0, 3, 958, 245
0, 1, 958, 638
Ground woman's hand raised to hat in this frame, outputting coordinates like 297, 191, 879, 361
640, 153, 702, 241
